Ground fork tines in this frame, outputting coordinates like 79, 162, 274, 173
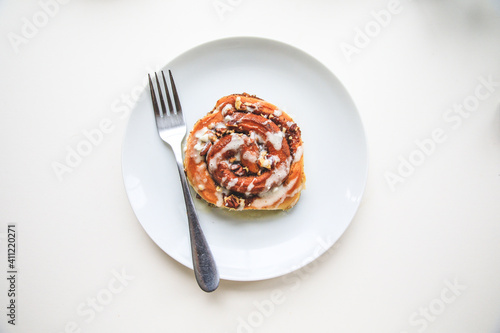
148, 70, 182, 117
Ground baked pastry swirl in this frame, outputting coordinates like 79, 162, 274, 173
184, 93, 305, 210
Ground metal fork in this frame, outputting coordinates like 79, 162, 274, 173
148, 70, 219, 292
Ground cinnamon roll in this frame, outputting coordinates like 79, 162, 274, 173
184, 93, 305, 210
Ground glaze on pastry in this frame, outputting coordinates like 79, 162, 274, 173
184, 93, 305, 210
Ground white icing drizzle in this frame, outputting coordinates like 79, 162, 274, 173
266, 130, 284, 150
208, 134, 245, 173
273, 109, 282, 117
294, 145, 303, 163
194, 127, 210, 151
194, 127, 209, 139
221, 103, 233, 116
193, 163, 208, 184
242, 150, 258, 164
237, 199, 245, 210
245, 179, 256, 197
236, 182, 245, 193
247, 179, 255, 192
192, 127, 211, 163
251, 176, 298, 209
191, 151, 203, 164
215, 191, 224, 207
246, 102, 261, 113
214, 187, 230, 207
259, 157, 272, 169
194, 142, 204, 151
263, 160, 290, 191
215, 122, 226, 130
226, 178, 238, 189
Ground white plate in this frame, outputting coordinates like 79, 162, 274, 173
122, 37, 367, 281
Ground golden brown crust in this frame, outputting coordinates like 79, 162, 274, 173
184, 93, 305, 210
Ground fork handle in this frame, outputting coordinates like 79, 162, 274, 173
173, 145, 219, 292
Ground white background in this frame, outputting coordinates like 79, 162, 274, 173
1, 0, 500, 332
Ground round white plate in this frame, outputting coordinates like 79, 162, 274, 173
122, 37, 367, 281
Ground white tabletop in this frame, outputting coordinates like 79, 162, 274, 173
1, 0, 500, 332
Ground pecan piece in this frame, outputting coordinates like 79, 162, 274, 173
288, 123, 298, 133
223, 194, 242, 209
235, 96, 242, 110
230, 163, 246, 176
215, 127, 227, 137
257, 150, 273, 169
226, 121, 239, 129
